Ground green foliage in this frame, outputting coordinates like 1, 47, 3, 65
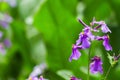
0, 0, 120, 80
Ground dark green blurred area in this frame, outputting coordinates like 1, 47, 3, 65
0, 0, 120, 80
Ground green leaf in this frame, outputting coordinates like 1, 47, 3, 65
107, 53, 117, 67
33, 0, 84, 75
57, 70, 74, 80
18, 0, 42, 18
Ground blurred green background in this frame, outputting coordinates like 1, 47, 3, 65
0, 0, 120, 80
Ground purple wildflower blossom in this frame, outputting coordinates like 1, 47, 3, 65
96, 35, 112, 51
83, 26, 95, 40
80, 33, 91, 48
69, 44, 82, 62
0, 13, 12, 28
4, 39, 11, 48
69, 18, 112, 62
76, 19, 95, 47
78, 19, 95, 40
31, 77, 39, 80
91, 18, 111, 33
76, 32, 91, 48
70, 76, 81, 80
0, 21, 8, 28
90, 56, 103, 74
29, 63, 47, 78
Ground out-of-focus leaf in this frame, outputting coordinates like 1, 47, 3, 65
60, 0, 78, 15
84, 0, 111, 21
33, 0, 84, 77
107, 53, 114, 66
18, 0, 40, 18
30, 36, 47, 64
11, 20, 34, 79
57, 70, 74, 80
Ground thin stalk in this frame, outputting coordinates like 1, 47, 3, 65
87, 50, 90, 80
78, 18, 88, 27
103, 65, 112, 80
87, 44, 92, 80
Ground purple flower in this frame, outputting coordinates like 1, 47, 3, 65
90, 56, 103, 74
4, 39, 11, 48
83, 26, 95, 40
30, 77, 39, 80
70, 76, 81, 80
78, 19, 95, 41
69, 44, 82, 62
76, 32, 91, 48
91, 19, 111, 33
96, 35, 112, 51
0, 13, 12, 28
0, 21, 8, 28
29, 63, 46, 78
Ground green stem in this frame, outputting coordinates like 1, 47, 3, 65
87, 51, 90, 80
87, 45, 92, 80
103, 65, 112, 80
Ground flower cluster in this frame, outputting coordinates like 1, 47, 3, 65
28, 63, 47, 80
0, 13, 12, 28
69, 18, 112, 62
69, 18, 113, 78
0, 13, 12, 54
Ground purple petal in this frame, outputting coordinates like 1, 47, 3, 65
69, 49, 81, 62
91, 19, 111, 33
81, 38, 91, 48
95, 36, 104, 40
103, 35, 112, 51
0, 20, 9, 28
4, 39, 11, 48
33, 77, 39, 80
96, 35, 112, 51
90, 56, 103, 74
101, 23, 111, 33
76, 27, 93, 46
90, 62, 97, 74
76, 33, 82, 45
0, 14, 12, 28
83, 27, 95, 40
69, 45, 82, 62
3, 14, 12, 23
81, 34, 91, 48
28, 76, 41, 80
